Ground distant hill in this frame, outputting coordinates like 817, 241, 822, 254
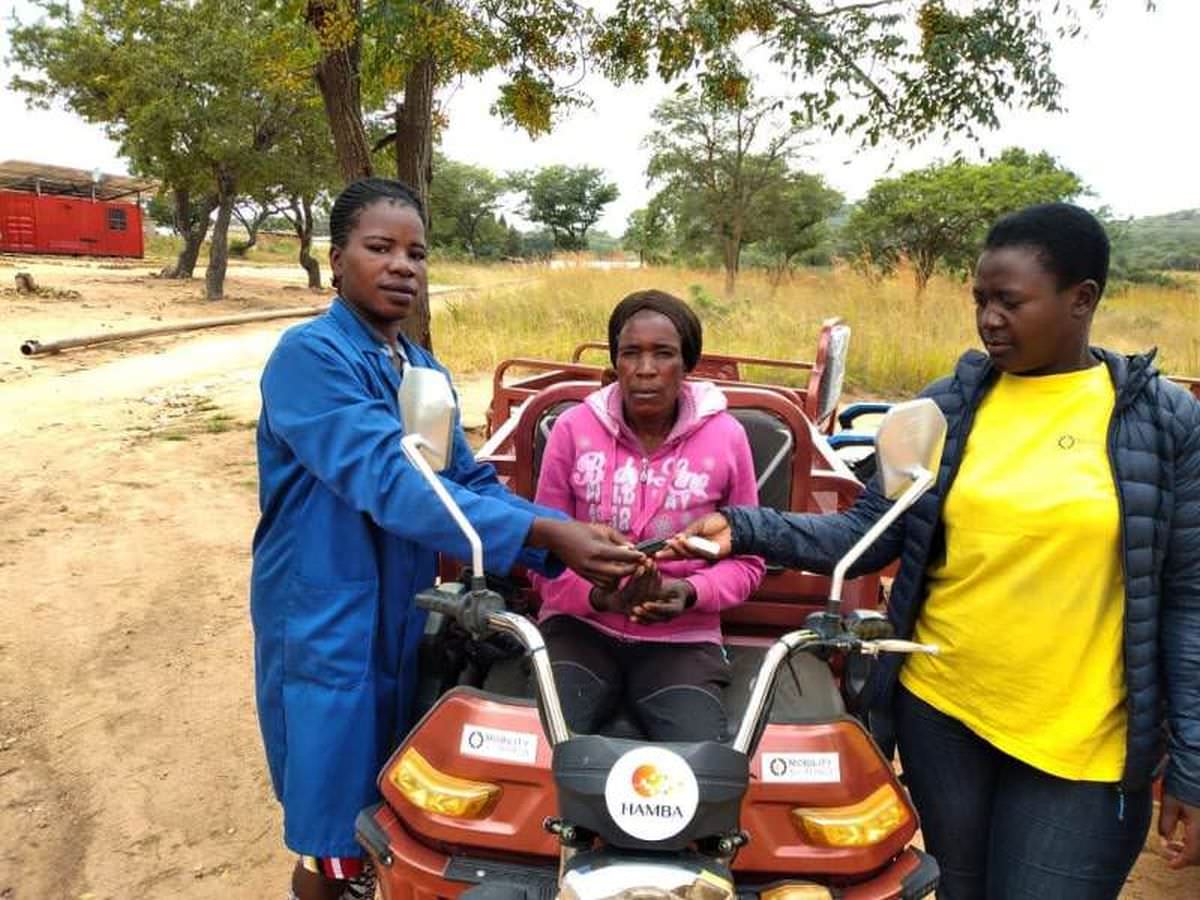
1112, 208, 1200, 272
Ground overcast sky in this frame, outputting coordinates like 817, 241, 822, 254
3, 1, 1198, 234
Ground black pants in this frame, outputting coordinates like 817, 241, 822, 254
895, 687, 1152, 900
542, 615, 731, 742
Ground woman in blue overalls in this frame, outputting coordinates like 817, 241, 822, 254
251, 178, 643, 900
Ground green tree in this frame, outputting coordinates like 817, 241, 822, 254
294, 0, 597, 346
645, 93, 804, 296
511, 165, 619, 251
427, 155, 505, 258
598, 1, 1152, 146
755, 172, 843, 282
623, 201, 674, 265
297, 0, 591, 194
146, 193, 176, 230
842, 148, 1084, 294
503, 222, 525, 259
10, 0, 315, 300
253, 99, 341, 288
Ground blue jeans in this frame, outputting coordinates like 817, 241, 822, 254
895, 687, 1152, 900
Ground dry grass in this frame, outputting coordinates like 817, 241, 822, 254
430, 264, 1200, 396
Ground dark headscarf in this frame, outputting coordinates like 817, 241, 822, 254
607, 290, 703, 372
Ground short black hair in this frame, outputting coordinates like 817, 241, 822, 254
983, 202, 1110, 299
607, 290, 703, 372
329, 177, 425, 250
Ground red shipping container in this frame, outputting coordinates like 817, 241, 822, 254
0, 161, 156, 259
0, 190, 144, 258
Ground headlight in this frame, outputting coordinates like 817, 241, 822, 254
387, 747, 501, 819
559, 863, 734, 900
760, 884, 834, 900
791, 783, 911, 848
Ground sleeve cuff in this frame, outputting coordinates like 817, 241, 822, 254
721, 505, 752, 557
684, 573, 714, 612
517, 508, 570, 577
1164, 764, 1200, 809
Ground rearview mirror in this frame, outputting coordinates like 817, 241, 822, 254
875, 398, 946, 500
397, 367, 456, 472
819, 397, 946, 628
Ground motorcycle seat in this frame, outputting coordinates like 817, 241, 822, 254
481, 637, 844, 742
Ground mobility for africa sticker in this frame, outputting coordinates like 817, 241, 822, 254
460, 723, 539, 765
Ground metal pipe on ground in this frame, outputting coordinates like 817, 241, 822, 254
18, 279, 536, 357
20, 305, 330, 356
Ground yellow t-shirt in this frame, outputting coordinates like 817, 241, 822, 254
900, 364, 1127, 781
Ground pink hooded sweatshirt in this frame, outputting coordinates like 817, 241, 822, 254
531, 381, 765, 645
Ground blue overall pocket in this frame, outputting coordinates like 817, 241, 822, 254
283, 575, 378, 689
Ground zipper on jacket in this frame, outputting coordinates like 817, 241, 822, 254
1105, 396, 1135, 791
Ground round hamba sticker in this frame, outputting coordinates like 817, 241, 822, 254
604, 746, 700, 841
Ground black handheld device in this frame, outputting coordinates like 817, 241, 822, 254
633, 537, 668, 555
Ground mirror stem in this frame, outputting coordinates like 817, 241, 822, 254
827, 468, 934, 618
401, 434, 485, 580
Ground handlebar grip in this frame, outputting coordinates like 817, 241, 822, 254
870, 639, 939, 655
415, 587, 464, 620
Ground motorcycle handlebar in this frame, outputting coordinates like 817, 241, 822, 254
732, 630, 939, 753
420, 586, 937, 753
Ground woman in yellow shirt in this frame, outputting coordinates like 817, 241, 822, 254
668, 204, 1200, 898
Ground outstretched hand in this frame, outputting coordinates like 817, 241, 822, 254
658, 512, 733, 561
1159, 793, 1200, 869
531, 519, 644, 589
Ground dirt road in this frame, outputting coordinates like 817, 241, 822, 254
0, 259, 1189, 898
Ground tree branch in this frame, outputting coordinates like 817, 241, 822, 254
775, 0, 894, 111
807, 0, 900, 18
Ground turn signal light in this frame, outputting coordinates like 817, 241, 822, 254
760, 883, 833, 900
388, 747, 501, 819
791, 783, 911, 848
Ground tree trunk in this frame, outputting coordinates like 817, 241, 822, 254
392, 54, 437, 351
293, 196, 322, 290
237, 207, 271, 255
306, 0, 372, 183
161, 189, 216, 279
205, 172, 237, 301
913, 251, 935, 299
394, 55, 436, 212
722, 235, 740, 298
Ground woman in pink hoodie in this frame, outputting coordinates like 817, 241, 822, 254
531, 291, 764, 742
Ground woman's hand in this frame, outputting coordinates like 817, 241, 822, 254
589, 559, 663, 613
530, 518, 644, 589
658, 513, 732, 561
629, 578, 696, 624
617, 562, 662, 609
1159, 792, 1200, 869
588, 585, 623, 613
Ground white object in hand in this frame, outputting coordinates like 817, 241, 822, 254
685, 536, 722, 557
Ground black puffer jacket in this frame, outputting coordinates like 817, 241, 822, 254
727, 348, 1200, 804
